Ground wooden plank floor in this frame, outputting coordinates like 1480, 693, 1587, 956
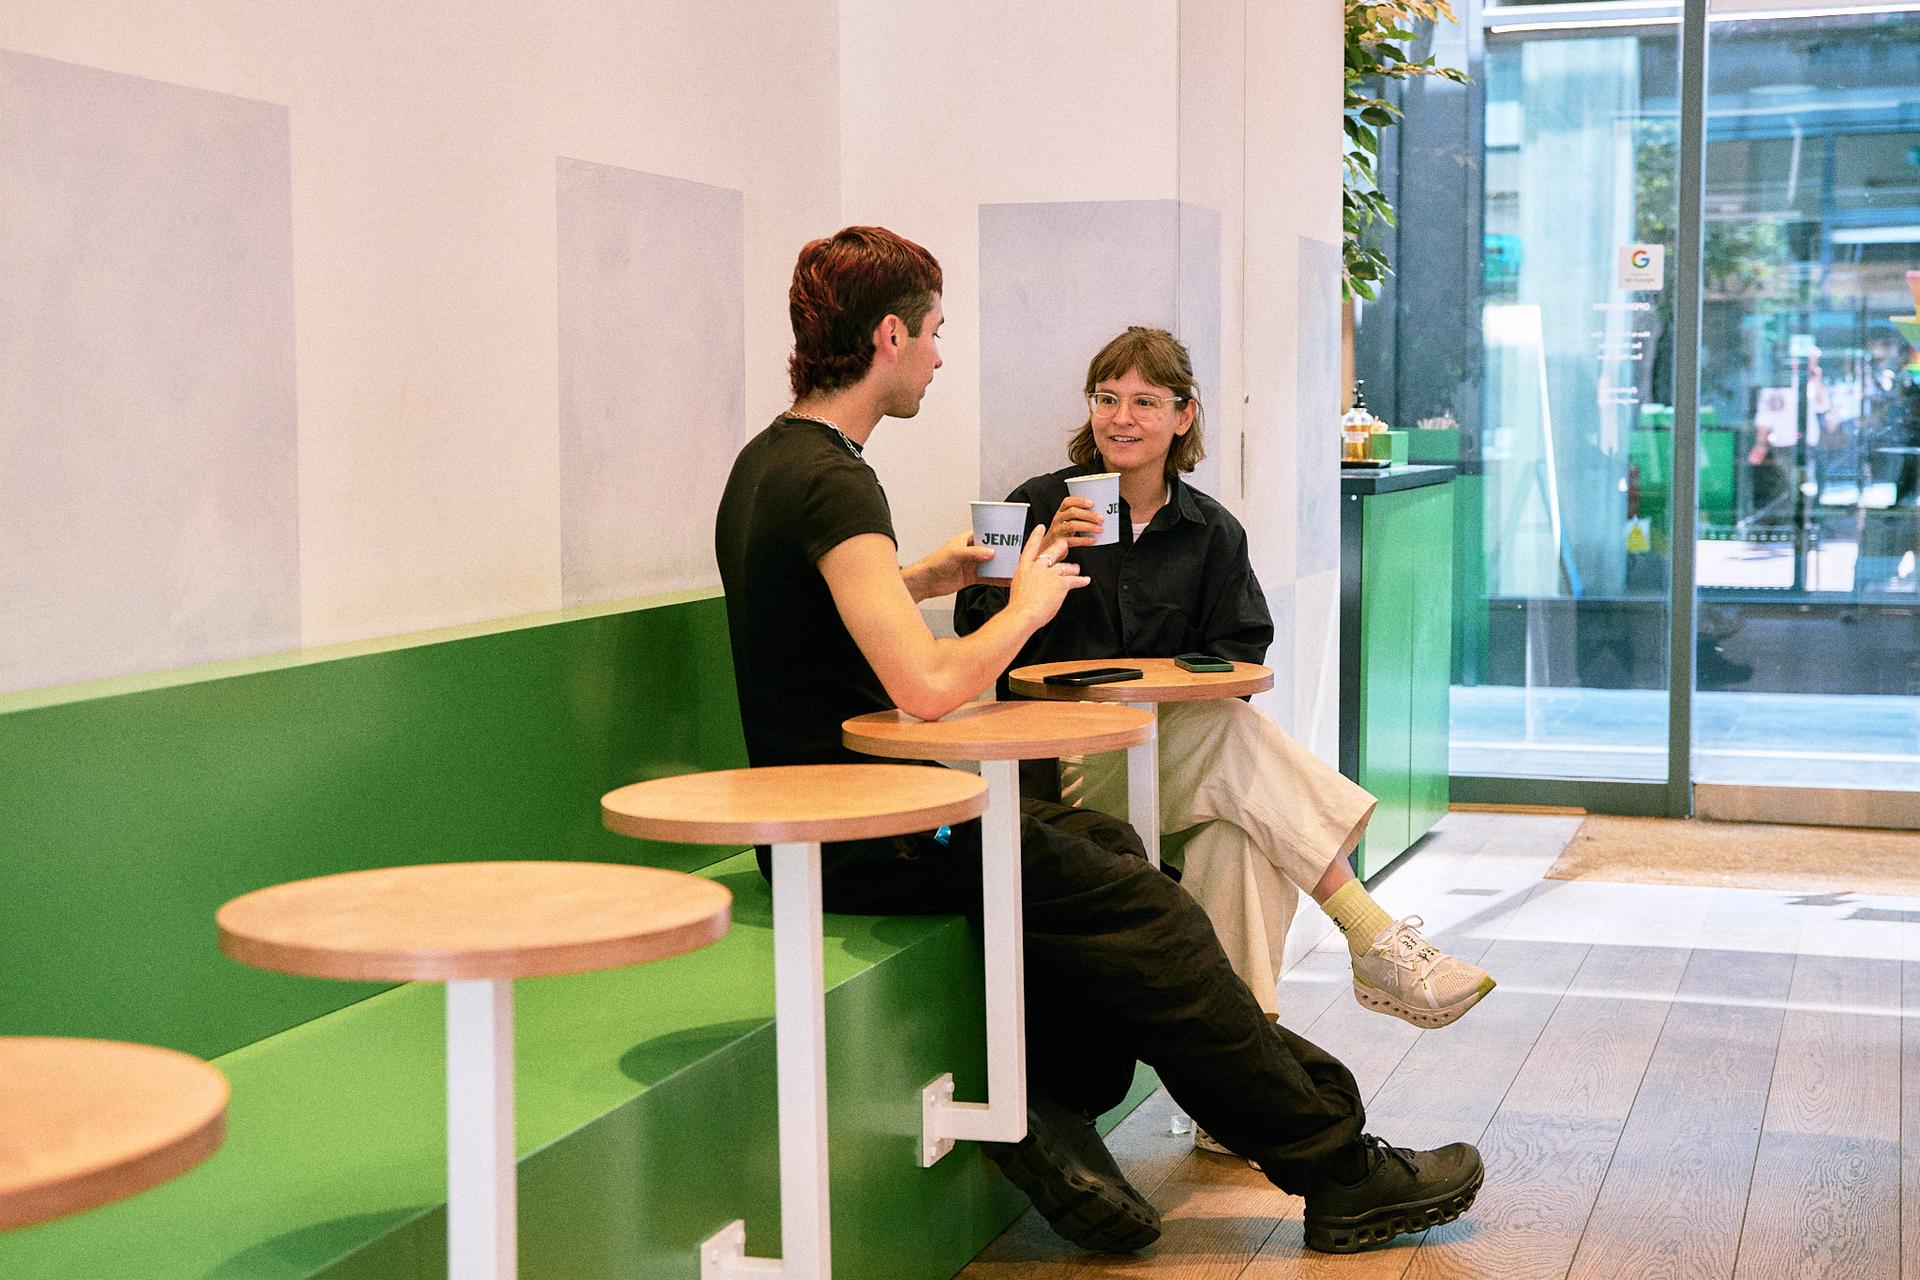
958, 811, 1920, 1280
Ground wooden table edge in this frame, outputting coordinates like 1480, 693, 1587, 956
601, 786, 986, 846
1005, 664, 1274, 703
0, 1080, 226, 1232
841, 716, 1154, 760
217, 909, 731, 983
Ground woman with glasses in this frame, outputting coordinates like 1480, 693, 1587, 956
957, 328, 1494, 1152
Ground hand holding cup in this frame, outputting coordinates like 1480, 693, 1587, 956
1063, 472, 1121, 547
1046, 496, 1104, 549
904, 529, 997, 600
970, 501, 1030, 582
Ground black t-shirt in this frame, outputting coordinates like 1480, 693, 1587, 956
715, 417, 898, 767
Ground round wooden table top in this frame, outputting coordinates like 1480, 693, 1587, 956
217, 861, 732, 983
0, 1037, 228, 1232
1007, 657, 1274, 704
602, 764, 987, 846
843, 700, 1154, 762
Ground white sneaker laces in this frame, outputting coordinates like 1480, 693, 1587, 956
1373, 916, 1443, 983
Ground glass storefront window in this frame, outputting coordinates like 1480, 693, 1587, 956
1691, 8, 1920, 790
1373, 2, 1920, 791
1459, 25, 1682, 781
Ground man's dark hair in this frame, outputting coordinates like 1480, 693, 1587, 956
788, 226, 943, 399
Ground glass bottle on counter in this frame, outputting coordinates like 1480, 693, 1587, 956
1342, 381, 1378, 463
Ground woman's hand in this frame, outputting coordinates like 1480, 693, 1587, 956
1007, 525, 1088, 628
1045, 496, 1104, 549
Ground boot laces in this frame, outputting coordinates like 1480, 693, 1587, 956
1361, 1133, 1420, 1176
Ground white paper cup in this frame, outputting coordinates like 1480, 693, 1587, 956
970, 501, 1030, 580
1065, 472, 1121, 547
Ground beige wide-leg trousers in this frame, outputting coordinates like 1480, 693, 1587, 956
1060, 699, 1376, 1014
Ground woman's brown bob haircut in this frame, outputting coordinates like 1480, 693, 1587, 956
1068, 326, 1206, 482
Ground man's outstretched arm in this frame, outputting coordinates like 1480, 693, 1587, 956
821, 527, 1084, 721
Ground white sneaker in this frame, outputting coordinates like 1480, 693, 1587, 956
1352, 916, 1495, 1029
1193, 1125, 1261, 1171
1193, 1126, 1234, 1156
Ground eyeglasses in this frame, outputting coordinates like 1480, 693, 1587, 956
1088, 391, 1189, 420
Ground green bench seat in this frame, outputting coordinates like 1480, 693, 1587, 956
4, 852, 1163, 1278
0, 592, 1153, 1278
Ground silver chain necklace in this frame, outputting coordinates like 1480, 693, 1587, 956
784, 410, 863, 458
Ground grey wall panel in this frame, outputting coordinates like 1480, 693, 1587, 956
978, 200, 1223, 508
557, 160, 744, 606
1261, 577, 1298, 722
1177, 204, 1223, 499
1295, 236, 1343, 577
0, 52, 299, 694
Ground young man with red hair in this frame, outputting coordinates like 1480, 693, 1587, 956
713, 226, 1484, 1255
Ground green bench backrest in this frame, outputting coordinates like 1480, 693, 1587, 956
0, 592, 747, 1058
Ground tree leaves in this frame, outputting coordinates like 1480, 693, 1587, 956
1342, 0, 1469, 299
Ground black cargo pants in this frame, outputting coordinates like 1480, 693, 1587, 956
763, 797, 1366, 1194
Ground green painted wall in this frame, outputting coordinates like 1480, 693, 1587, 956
0, 594, 748, 1058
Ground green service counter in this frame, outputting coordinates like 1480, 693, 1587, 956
1339, 464, 1454, 880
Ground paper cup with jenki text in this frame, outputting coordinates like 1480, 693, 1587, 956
970, 501, 1030, 580
1064, 472, 1121, 546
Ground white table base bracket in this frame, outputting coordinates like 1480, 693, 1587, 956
700, 1220, 785, 1277
446, 977, 516, 1280
703, 840, 831, 1280
921, 758, 1028, 1166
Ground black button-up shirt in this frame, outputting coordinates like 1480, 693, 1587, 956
954, 464, 1274, 679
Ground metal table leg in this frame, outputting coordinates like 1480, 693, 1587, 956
921, 757, 1029, 1165
446, 978, 516, 1280
703, 841, 830, 1280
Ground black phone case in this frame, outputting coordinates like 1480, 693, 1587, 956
1043, 667, 1144, 686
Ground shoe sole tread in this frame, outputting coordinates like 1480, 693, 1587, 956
988, 1137, 1162, 1253
1352, 976, 1495, 1028
1303, 1163, 1485, 1253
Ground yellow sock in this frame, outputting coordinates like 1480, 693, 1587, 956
1323, 881, 1395, 958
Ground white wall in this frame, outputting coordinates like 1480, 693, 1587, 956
842, 0, 1346, 753
0, 0, 839, 687
839, 0, 1181, 566
1242, 1, 1348, 757
1, 0, 1346, 748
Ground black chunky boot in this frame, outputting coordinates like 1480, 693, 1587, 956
984, 1098, 1162, 1253
1303, 1134, 1484, 1253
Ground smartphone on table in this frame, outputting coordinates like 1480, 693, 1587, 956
1174, 653, 1234, 673
1042, 666, 1144, 687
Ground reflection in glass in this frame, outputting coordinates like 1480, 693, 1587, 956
1457, 27, 1678, 781
1689, 10, 1920, 791
1386, 6, 1920, 789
